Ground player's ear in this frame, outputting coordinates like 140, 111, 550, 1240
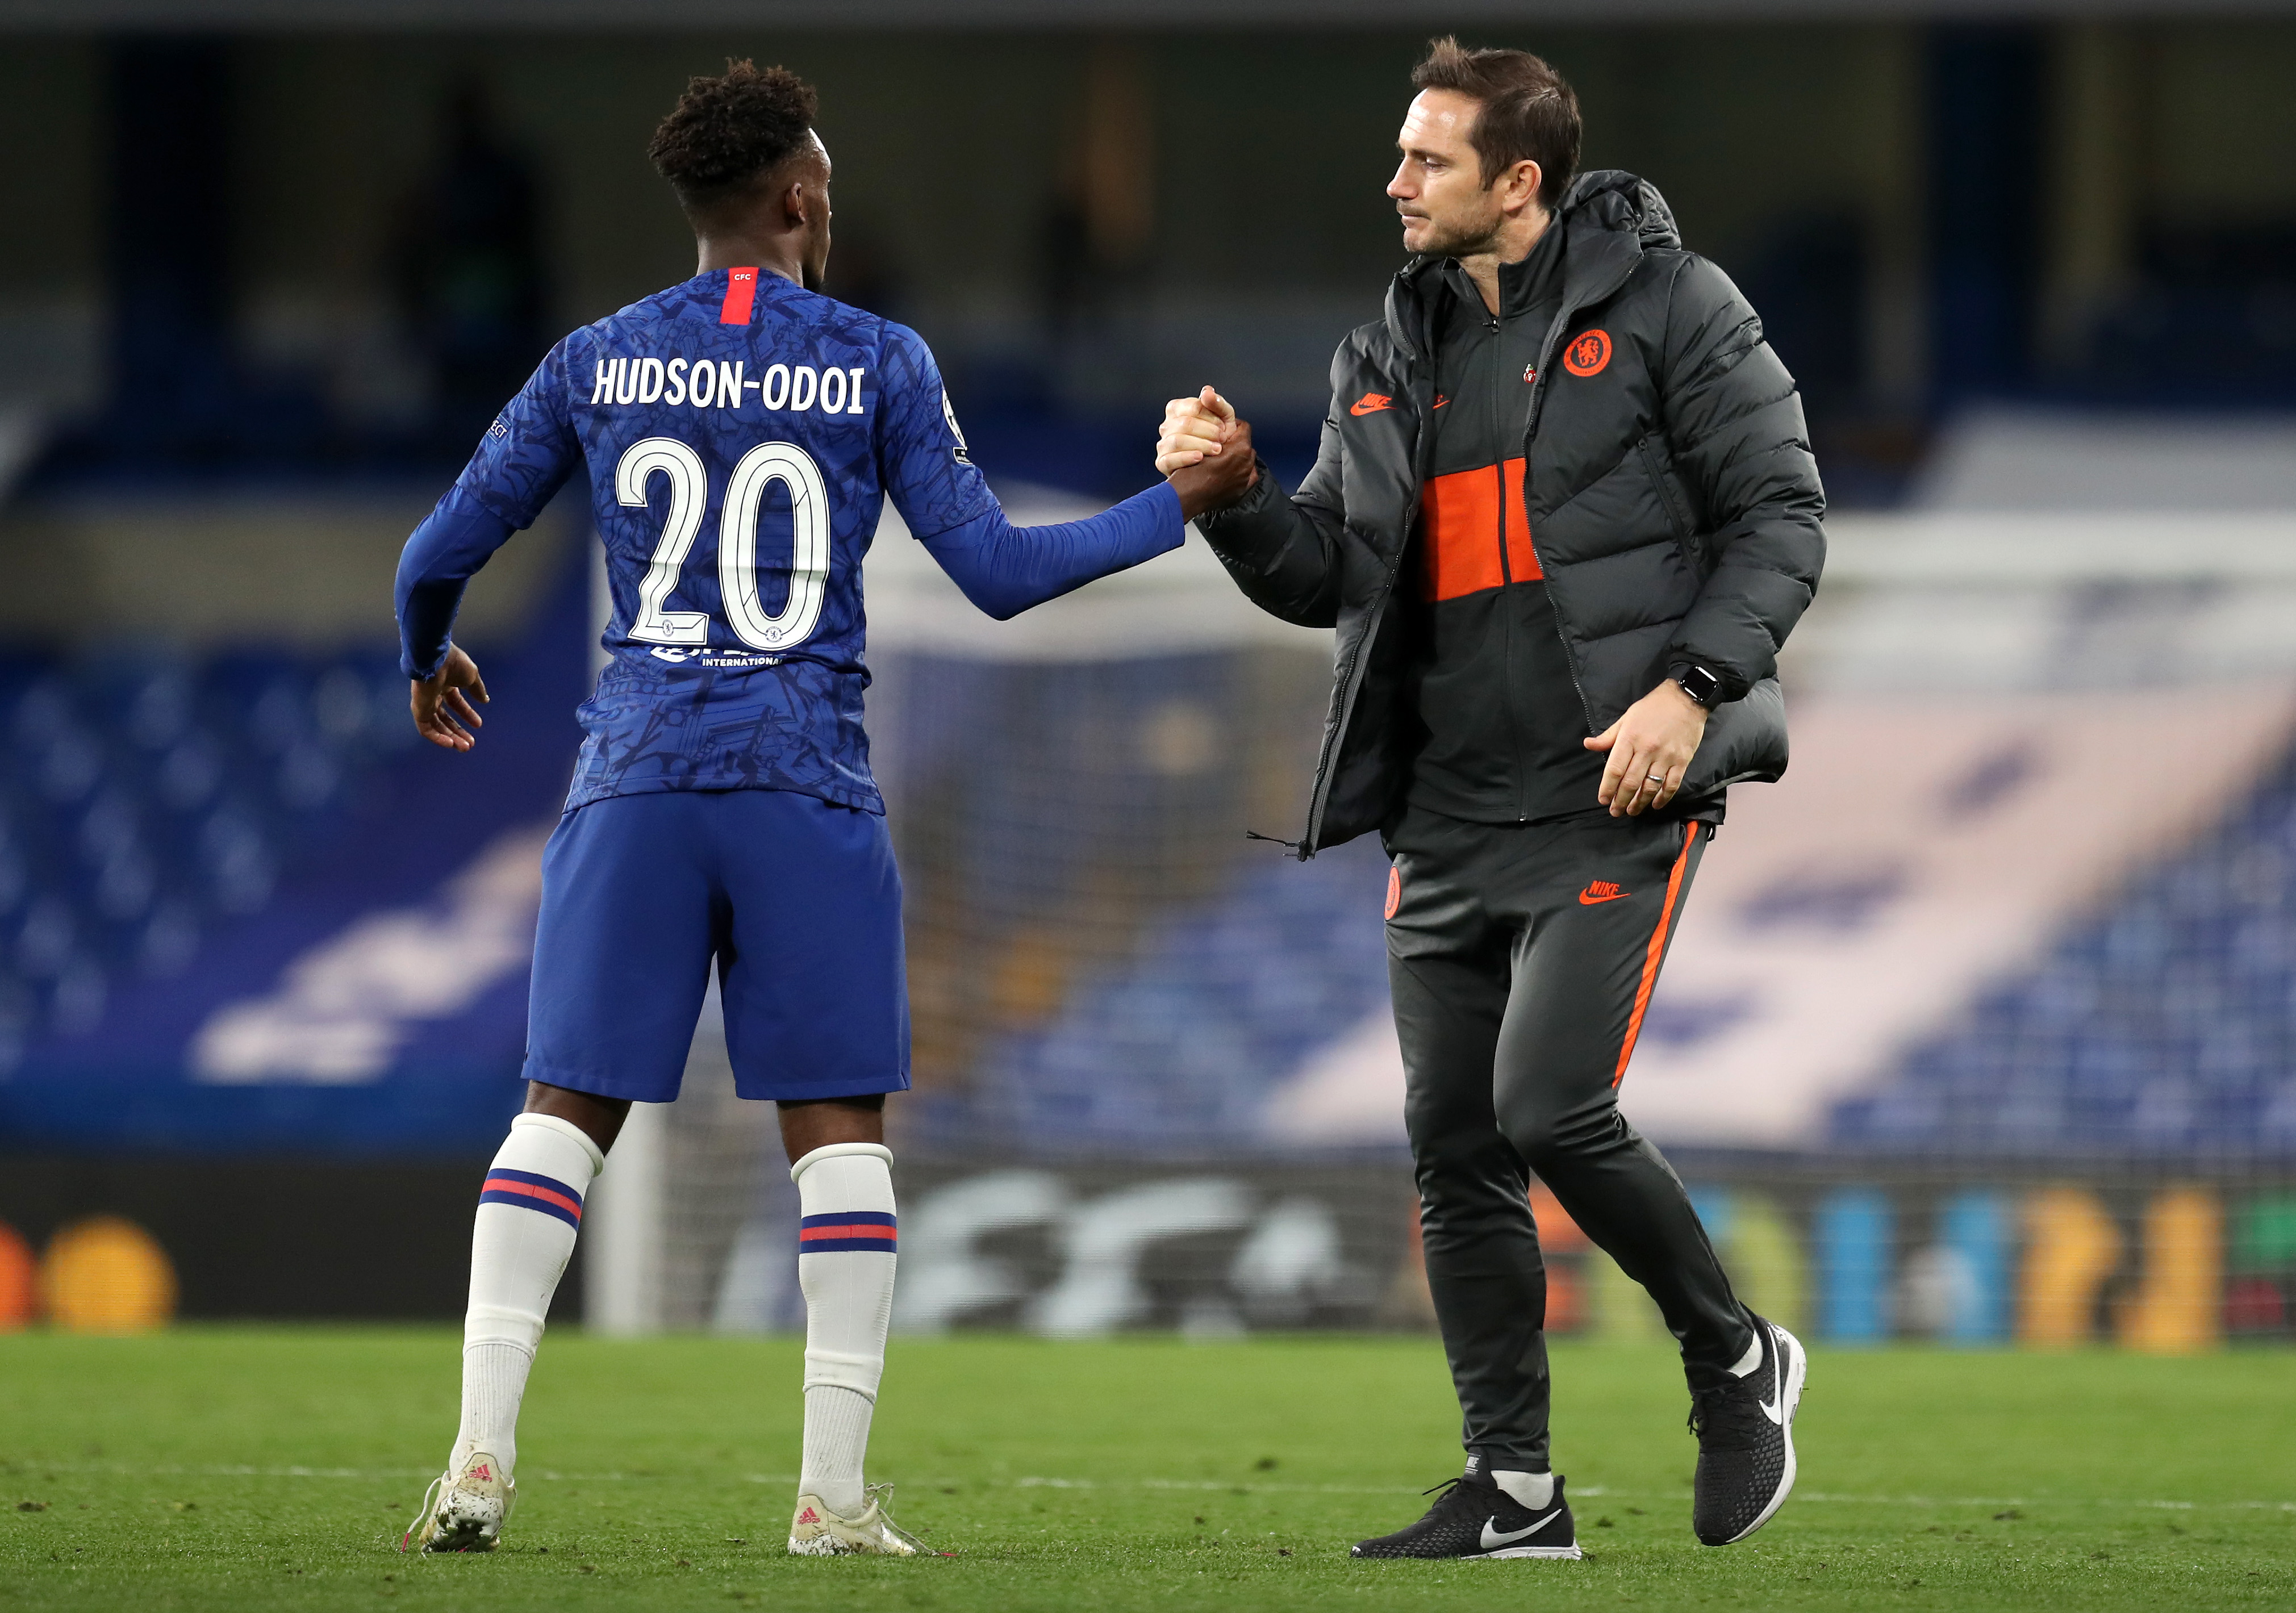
1506, 158, 1543, 211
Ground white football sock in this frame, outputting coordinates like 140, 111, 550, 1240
453, 1112, 605, 1477
792, 1142, 897, 1518
1727, 1328, 1765, 1378
1492, 1469, 1556, 1510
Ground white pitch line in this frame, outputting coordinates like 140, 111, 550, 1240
1016, 1477, 2295, 1511
0, 1462, 715, 1484
0, 1464, 436, 1481
9, 1462, 2288, 1514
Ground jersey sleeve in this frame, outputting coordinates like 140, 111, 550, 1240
918, 486, 1183, 620
454, 336, 582, 528
874, 322, 996, 541
394, 339, 581, 679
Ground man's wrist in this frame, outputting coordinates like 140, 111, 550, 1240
1659, 678, 1710, 723
1667, 662, 1723, 708
1187, 456, 1263, 524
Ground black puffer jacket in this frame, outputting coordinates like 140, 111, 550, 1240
1200, 170, 1826, 856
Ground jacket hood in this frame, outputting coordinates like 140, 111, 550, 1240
1558, 169, 1681, 250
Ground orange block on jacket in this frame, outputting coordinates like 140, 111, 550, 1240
1420, 459, 1541, 601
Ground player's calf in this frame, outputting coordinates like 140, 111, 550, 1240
406, 1110, 603, 1553
791, 1142, 899, 1521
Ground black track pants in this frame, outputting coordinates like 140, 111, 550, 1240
1384, 804, 1755, 1473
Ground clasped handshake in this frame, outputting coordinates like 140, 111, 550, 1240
1155, 386, 1260, 523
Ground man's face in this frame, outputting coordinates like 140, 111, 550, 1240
1388, 89, 1502, 258
800, 131, 834, 291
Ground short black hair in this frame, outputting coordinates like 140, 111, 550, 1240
648, 59, 820, 215
1411, 37, 1580, 210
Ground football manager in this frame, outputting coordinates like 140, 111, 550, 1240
1157, 35, 1826, 1561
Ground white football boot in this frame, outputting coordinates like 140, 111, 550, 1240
403, 1449, 515, 1553
787, 1484, 928, 1556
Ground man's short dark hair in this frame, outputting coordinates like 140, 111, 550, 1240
1411, 36, 1580, 210
648, 59, 819, 214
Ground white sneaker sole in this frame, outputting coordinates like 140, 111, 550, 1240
1717, 1321, 1806, 1546
1475, 1544, 1585, 1560
786, 1531, 921, 1556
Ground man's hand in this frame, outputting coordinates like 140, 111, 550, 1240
1158, 385, 1258, 521
1585, 678, 1709, 817
411, 644, 489, 753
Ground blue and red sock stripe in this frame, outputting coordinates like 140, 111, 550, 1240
799, 1210, 897, 1254
479, 1167, 585, 1229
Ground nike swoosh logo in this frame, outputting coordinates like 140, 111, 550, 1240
1481, 1508, 1563, 1551
1349, 393, 1393, 416
1577, 890, 1629, 905
1759, 1329, 1789, 1425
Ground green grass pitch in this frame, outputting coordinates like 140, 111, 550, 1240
2, 1328, 2290, 1611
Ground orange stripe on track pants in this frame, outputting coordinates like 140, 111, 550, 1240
1613, 821, 1704, 1087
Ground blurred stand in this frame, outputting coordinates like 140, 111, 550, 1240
0, 14, 2291, 1340
389, 81, 550, 456
1, 23, 2289, 493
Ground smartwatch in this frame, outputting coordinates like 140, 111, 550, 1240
1670, 663, 1722, 708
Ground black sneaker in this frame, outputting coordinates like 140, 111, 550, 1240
1689, 1313, 1806, 1546
1351, 1471, 1581, 1560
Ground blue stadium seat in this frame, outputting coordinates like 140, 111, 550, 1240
943, 837, 1392, 1152
1834, 743, 2296, 1159
0, 647, 420, 1066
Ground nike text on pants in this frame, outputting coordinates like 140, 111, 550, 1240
1385, 805, 1755, 1473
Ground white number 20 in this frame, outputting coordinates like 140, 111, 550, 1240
615, 436, 830, 652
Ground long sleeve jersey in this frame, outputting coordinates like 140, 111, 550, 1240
395, 267, 1182, 814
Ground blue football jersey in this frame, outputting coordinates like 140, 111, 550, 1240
454, 267, 995, 814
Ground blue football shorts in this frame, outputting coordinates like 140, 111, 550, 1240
523, 788, 910, 1104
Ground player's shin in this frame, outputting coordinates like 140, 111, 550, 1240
456, 1112, 606, 1478
791, 1142, 898, 1519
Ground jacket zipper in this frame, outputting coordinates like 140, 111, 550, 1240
1483, 310, 1535, 821
1487, 314, 1511, 587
